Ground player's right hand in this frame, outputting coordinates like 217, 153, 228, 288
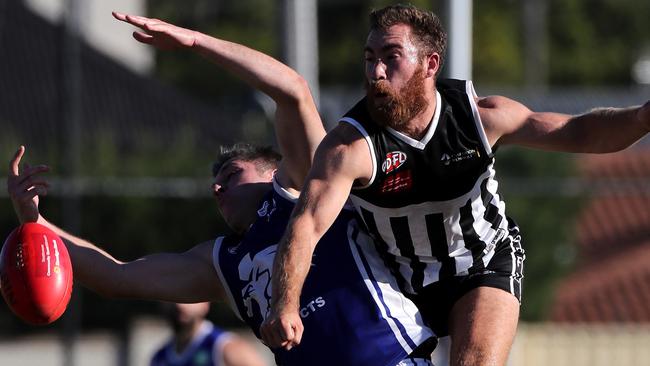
259, 308, 304, 351
7, 146, 49, 224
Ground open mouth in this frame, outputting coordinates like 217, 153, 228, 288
372, 90, 392, 102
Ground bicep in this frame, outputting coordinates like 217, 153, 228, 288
479, 95, 572, 150
116, 241, 224, 303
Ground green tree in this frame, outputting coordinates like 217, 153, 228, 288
548, 0, 650, 85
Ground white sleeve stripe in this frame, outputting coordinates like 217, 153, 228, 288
272, 177, 298, 201
212, 237, 244, 321
465, 80, 492, 155
339, 117, 377, 188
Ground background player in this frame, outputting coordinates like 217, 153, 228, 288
151, 302, 263, 366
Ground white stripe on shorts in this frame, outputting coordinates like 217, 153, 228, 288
395, 357, 433, 366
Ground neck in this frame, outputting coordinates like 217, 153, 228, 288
174, 320, 203, 354
230, 183, 273, 234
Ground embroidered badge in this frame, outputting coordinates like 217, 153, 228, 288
381, 151, 407, 174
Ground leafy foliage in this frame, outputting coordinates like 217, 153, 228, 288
547, 0, 650, 85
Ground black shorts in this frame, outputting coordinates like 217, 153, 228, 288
409, 218, 525, 337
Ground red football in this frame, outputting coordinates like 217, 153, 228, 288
0, 223, 73, 325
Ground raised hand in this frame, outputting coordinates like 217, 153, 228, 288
112, 11, 197, 50
7, 146, 50, 224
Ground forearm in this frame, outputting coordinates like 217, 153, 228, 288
36, 216, 221, 302
566, 104, 649, 153
37, 216, 119, 263
271, 215, 319, 311
190, 29, 323, 190
36, 216, 126, 297
192, 32, 306, 103
270, 176, 351, 311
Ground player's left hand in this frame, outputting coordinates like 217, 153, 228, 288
7, 146, 49, 224
112, 11, 198, 51
259, 306, 304, 351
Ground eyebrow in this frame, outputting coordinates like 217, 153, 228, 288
364, 43, 403, 54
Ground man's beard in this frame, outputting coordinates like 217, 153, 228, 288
365, 66, 428, 130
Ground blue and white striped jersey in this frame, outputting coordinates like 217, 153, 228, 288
213, 180, 435, 366
150, 321, 230, 366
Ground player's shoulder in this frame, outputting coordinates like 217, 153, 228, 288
477, 95, 531, 124
476, 94, 534, 144
477, 94, 520, 109
319, 123, 370, 159
333, 121, 366, 139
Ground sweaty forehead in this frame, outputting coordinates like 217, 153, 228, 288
365, 24, 418, 54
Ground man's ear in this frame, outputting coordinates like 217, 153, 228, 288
425, 53, 441, 78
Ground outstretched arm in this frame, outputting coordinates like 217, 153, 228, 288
113, 12, 325, 191
7, 146, 223, 303
259, 124, 373, 349
480, 96, 650, 152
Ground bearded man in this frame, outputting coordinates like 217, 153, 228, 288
261, 4, 650, 366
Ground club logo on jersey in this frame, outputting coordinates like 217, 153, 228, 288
381, 151, 407, 174
257, 198, 277, 221
227, 242, 242, 254
238, 245, 277, 319
440, 149, 480, 166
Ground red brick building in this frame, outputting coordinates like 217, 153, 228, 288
551, 150, 650, 322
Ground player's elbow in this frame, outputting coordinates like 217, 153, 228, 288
277, 74, 314, 106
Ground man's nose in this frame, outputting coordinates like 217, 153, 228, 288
369, 59, 387, 81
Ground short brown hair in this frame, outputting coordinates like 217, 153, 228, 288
212, 143, 281, 176
369, 4, 447, 69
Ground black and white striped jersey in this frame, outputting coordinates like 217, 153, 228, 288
340, 79, 510, 294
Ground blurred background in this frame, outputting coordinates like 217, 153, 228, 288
0, 0, 649, 365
